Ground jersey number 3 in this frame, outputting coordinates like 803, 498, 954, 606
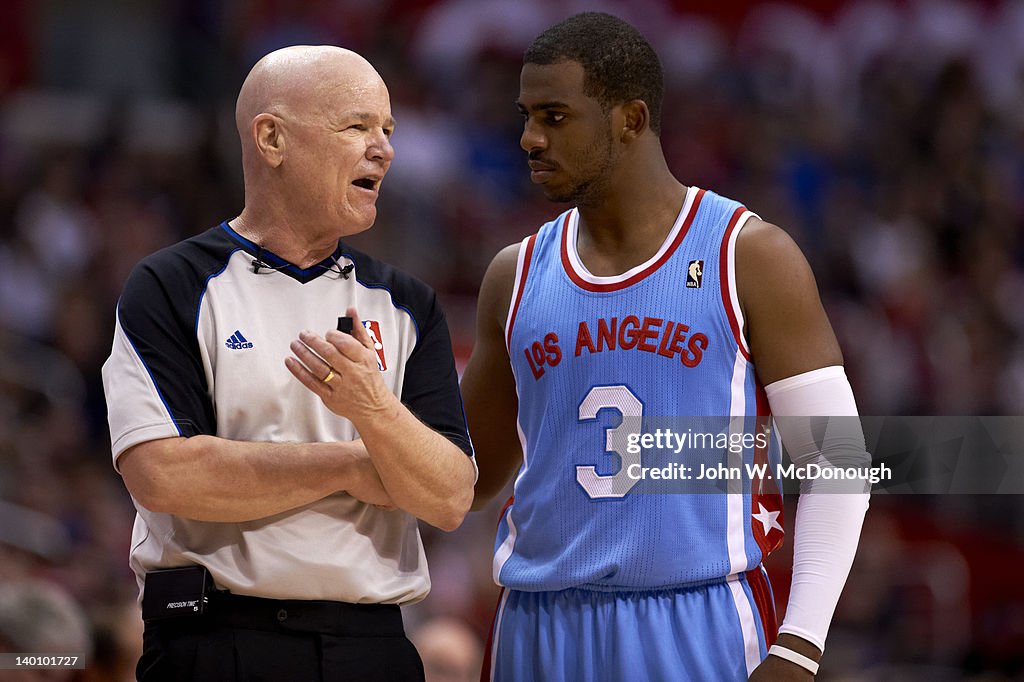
576, 385, 644, 499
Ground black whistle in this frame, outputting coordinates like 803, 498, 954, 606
337, 316, 354, 335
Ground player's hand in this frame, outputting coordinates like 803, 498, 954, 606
286, 307, 399, 426
749, 634, 819, 681
748, 655, 814, 681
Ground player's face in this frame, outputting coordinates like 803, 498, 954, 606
518, 61, 616, 205
286, 70, 395, 236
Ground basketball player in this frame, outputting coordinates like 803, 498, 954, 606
462, 13, 871, 681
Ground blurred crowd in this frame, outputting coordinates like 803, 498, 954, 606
1, 0, 1023, 679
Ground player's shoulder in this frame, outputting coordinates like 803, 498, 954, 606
735, 216, 812, 273
488, 242, 523, 280
470, 240, 530, 334
479, 210, 569, 306
484, 209, 567, 283
735, 216, 819, 313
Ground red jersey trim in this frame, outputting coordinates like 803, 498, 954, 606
480, 587, 507, 682
751, 382, 784, 559
746, 566, 779, 647
719, 206, 753, 361
559, 187, 706, 293
504, 234, 537, 352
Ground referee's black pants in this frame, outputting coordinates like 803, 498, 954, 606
137, 593, 424, 681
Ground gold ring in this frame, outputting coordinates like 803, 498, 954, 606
322, 369, 336, 384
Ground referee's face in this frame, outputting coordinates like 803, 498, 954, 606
286, 64, 396, 238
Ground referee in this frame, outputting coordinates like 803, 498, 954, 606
102, 45, 476, 681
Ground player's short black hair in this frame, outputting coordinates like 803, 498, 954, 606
524, 12, 664, 135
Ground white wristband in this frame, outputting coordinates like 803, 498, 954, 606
768, 645, 819, 675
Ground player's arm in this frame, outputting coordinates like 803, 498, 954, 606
737, 218, 870, 680
461, 244, 524, 511
736, 217, 842, 384
288, 305, 476, 532
119, 436, 391, 523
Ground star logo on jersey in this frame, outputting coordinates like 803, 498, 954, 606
686, 260, 704, 288
362, 320, 387, 371
752, 502, 783, 536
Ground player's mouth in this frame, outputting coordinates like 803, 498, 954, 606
528, 160, 558, 183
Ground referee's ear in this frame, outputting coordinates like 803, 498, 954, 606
253, 113, 285, 168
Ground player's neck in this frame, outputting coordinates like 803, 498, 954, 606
574, 166, 686, 276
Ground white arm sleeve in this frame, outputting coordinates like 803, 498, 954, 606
764, 365, 871, 652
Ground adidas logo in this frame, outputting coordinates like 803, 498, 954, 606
225, 330, 253, 350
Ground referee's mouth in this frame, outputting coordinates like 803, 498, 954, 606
352, 176, 382, 195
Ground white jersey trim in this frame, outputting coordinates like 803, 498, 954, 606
563, 185, 698, 285
727, 347, 749, 574
728, 573, 765, 676
496, 233, 537, 583
492, 420, 528, 583
488, 588, 511, 682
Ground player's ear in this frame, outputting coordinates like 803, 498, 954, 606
253, 113, 285, 167
618, 100, 650, 143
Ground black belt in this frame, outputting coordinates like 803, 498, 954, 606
203, 592, 405, 637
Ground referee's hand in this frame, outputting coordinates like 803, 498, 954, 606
286, 307, 399, 428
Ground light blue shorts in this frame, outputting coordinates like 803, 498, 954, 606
486, 569, 776, 682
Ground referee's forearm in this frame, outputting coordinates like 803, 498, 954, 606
355, 396, 475, 531
119, 435, 363, 522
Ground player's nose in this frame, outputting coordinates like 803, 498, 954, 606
520, 119, 547, 153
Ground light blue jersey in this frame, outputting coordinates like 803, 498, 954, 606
489, 187, 783, 679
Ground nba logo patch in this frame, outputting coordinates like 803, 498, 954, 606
686, 260, 704, 288
362, 320, 387, 371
